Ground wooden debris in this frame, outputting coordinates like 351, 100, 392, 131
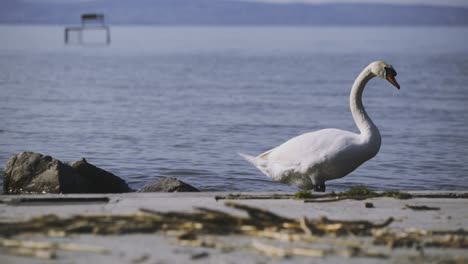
0, 238, 108, 260
432, 229, 468, 236
301, 186, 386, 202
300, 187, 468, 203
216, 192, 341, 201
373, 230, 468, 249
252, 240, 387, 259
405, 204, 440, 211
0, 202, 391, 239
216, 189, 468, 203
191, 251, 209, 260
6, 197, 110, 206
6, 247, 56, 259
0, 238, 109, 254
215, 193, 295, 201
224, 202, 292, 224
252, 240, 291, 258
299, 217, 313, 235
411, 193, 468, 199
304, 197, 352, 203
0, 201, 465, 261
289, 246, 327, 257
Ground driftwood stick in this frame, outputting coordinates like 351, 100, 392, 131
303, 196, 370, 203
0, 238, 109, 254
251, 240, 290, 258
252, 240, 328, 258
7, 247, 56, 259
215, 194, 295, 201
299, 217, 313, 235
224, 202, 291, 223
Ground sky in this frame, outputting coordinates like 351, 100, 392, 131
240, 0, 468, 7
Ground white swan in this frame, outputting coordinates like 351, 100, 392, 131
240, 61, 400, 192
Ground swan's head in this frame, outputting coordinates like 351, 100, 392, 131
369, 61, 400, 89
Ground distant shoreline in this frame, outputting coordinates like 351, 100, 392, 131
1, 23, 468, 27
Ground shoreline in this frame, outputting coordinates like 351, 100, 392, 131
1, 191, 467, 263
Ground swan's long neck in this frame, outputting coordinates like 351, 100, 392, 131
350, 67, 381, 146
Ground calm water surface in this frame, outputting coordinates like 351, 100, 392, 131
1, 26, 467, 191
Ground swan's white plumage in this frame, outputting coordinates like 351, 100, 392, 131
240, 61, 399, 190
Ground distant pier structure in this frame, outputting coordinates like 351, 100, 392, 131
65, 13, 110, 45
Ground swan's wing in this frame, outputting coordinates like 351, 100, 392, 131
267, 129, 359, 170
242, 129, 362, 188
252, 129, 349, 162
240, 152, 304, 184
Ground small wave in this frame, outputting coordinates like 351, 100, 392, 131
164, 169, 211, 176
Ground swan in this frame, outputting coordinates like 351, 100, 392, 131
240, 61, 400, 192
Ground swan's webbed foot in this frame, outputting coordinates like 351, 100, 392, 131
314, 183, 326, 192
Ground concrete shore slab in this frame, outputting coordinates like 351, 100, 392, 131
1, 191, 467, 263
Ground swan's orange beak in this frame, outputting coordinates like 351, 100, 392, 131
386, 74, 400, 89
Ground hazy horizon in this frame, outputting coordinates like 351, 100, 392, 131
239, 0, 468, 8
19, 0, 468, 8
2, 0, 468, 26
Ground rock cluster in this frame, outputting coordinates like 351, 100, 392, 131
2, 152, 199, 194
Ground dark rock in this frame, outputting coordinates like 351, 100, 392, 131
3, 152, 86, 194
139, 177, 199, 192
3, 152, 133, 194
68, 158, 133, 193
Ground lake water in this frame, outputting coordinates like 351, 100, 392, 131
1, 25, 467, 192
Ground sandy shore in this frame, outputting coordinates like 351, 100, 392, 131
1, 191, 467, 263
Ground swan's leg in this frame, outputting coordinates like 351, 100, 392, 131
320, 183, 326, 192
314, 183, 326, 192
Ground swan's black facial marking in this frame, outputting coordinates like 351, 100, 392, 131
384, 66, 400, 89
384, 67, 397, 77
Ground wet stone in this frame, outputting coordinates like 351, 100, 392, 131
3, 152, 85, 194
68, 158, 132, 193
3, 152, 132, 194
139, 177, 199, 192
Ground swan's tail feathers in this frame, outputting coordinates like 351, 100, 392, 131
258, 148, 274, 158
239, 153, 271, 178
239, 153, 257, 165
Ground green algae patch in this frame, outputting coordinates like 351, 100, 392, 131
335, 187, 413, 200
294, 190, 314, 199
303, 187, 415, 203
381, 190, 413, 200
338, 186, 376, 197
